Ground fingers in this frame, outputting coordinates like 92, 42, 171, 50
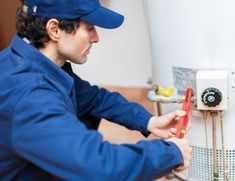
168, 125, 190, 138
174, 110, 186, 117
183, 147, 192, 167
170, 127, 177, 133
168, 137, 192, 173
168, 128, 177, 138
147, 110, 188, 139
165, 110, 186, 122
172, 165, 186, 173
186, 122, 191, 133
176, 122, 191, 137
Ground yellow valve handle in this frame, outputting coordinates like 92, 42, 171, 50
158, 87, 175, 97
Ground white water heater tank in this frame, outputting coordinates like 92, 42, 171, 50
144, 0, 235, 180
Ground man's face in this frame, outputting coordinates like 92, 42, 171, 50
57, 20, 99, 64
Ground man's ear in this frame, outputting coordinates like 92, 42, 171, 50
45, 19, 61, 42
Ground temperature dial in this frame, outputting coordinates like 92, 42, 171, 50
201, 87, 222, 107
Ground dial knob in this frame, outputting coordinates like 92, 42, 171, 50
201, 87, 222, 107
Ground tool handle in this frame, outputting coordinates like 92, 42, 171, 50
176, 88, 192, 138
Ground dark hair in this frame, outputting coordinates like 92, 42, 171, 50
15, 5, 80, 49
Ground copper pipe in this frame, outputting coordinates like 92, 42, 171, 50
211, 111, 219, 181
219, 111, 228, 181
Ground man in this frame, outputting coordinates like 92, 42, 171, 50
0, 0, 192, 180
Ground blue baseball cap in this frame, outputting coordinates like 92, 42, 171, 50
22, 0, 124, 29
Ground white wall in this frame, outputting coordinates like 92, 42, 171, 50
72, 0, 152, 87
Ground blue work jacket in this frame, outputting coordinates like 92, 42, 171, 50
0, 35, 183, 181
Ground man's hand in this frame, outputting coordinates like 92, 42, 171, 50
147, 110, 187, 139
167, 137, 192, 172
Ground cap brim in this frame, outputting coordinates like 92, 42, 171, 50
80, 6, 124, 29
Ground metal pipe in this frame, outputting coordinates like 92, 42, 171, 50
148, 90, 184, 103
219, 111, 228, 181
211, 111, 219, 181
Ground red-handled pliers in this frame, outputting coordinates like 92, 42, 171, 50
175, 87, 193, 138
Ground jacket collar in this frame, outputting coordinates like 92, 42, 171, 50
11, 35, 74, 95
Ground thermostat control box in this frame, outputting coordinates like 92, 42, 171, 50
196, 70, 228, 110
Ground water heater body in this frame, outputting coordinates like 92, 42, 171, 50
145, 1, 235, 180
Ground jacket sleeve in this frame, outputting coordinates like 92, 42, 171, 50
73, 74, 152, 134
12, 84, 183, 181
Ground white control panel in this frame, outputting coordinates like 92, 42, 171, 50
196, 70, 228, 110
